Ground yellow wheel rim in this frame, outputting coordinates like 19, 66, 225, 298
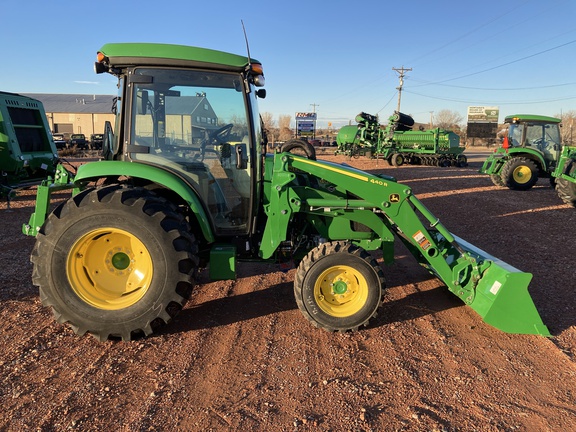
314, 265, 368, 317
67, 228, 153, 310
513, 165, 532, 184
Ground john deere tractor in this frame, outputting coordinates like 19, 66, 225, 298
0, 91, 59, 201
480, 114, 576, 206
22, 43, 549, 341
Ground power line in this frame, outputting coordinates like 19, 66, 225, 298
376, 91, 399, 115
422, 38, 576, 85
407, 0, 534, 67
403, 88, 576, 105
409, 78, 576, 91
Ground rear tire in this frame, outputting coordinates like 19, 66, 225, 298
31, 185, 198, 341
501, 157, 539, 190
555, 161, 576, 207
293, 241, 385, 332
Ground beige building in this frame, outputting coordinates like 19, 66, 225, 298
24, 93, 116, 138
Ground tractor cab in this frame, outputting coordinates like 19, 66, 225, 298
505, 114, 562, 164
96, 44, 267, 237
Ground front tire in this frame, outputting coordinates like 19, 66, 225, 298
294, 242, 385, 332
501, 157, 539, 190
31, 185, 198, 341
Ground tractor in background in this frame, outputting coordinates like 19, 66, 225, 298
480, 114, 576, 207
0, 91, 58, 202
336, 111, 467, 167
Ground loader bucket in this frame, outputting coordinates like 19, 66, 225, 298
454, 235, 550, 336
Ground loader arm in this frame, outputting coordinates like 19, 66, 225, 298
261, 152, 550, 336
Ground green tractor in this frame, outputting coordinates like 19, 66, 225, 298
480, 114, 576, 206
23, 43, 549, 341
0, 91, 59, 201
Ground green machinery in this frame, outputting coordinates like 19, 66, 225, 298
22, 43, 548, 341
336, 111, 467, 167
0, 91, 59, 200
480, 114, 576, 207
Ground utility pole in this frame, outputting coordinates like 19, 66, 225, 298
310, 103, 319, 140
392, 66, 412, 113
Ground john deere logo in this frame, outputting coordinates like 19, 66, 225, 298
390, 194, 400, 203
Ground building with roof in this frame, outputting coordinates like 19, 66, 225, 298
23, 93, 220, 142
23, 93, 116, 138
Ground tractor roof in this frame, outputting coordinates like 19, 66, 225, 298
97, 43, 259, 72
504, 114, 561, 124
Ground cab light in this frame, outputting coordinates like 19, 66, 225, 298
251, 63, 264, 75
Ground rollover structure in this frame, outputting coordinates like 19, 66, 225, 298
22, 43, 547, 341
337, 111, 467, 167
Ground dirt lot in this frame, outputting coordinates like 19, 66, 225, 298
1, 149, 575, 431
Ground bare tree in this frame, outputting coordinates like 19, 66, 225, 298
555, 110, 576, 145
260, 112, 278, 145
278, 114, 292, 141
434, 109, 463, 129
260, 112, 275, 130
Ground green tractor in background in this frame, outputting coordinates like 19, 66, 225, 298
480, 114, 576, 206
0, 91, 59, 202
22, 43, 549, 341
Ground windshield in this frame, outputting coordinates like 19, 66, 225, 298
129, 67, 253, 234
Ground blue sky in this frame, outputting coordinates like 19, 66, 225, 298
3, 0, 575, 128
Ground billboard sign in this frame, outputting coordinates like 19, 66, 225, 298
296, 112, 317, 137
467, 106, 499, 123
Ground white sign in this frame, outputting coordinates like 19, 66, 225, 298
467, 106, 499, 123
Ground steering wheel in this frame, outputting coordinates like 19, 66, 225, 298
209, 123, 234, 144
194, 123, 234, 161
532, 138, 545, 149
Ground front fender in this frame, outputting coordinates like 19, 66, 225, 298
74, 161, 214, 243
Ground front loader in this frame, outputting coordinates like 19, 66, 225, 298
23, 43, 549, 341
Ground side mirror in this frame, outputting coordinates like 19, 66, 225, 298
256, 89, 266, 99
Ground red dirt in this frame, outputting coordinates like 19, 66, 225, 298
1, 149, 575, 431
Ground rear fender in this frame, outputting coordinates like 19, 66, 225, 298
74, 161, 214, 243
